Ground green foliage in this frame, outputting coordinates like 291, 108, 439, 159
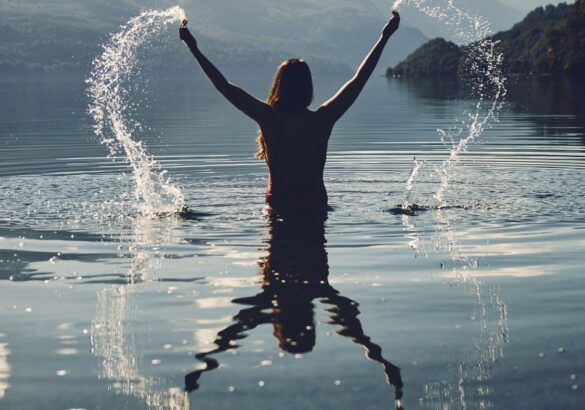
387, 0, 585, 78
387, 38, 463, 77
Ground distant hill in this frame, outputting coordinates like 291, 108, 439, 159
0, 0, 428, 77
387, 1, 585, 77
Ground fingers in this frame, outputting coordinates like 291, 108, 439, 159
392, 10, 400, 19
180, 19, 188, 28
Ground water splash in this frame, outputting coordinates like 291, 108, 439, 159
392, 0, 491, 43
402, 157, 426, 212
392, 2, 509, 408
87, 6, 187, 216
392, 0, 407, 11
392, 0, 507, 208
434, 38, 506, 205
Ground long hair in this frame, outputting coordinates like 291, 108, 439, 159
255, 59, 314, 159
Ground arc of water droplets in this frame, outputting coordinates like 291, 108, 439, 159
434, 38, 506, 205
88, 8, 192, 409
87, 6, 186, 216
394, 0, 506, 208
402, 157, 426, 211
393, 1, 509, 408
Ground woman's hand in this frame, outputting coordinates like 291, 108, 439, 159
383, 11, 400, 37
180, 19, 197, 48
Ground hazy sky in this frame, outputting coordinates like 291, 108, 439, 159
500, 0, 576, 11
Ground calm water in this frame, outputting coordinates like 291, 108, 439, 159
1, 74, 584, 409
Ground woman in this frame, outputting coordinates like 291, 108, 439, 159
179, 10, 400, 215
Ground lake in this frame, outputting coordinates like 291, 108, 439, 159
0, 73, 584, 409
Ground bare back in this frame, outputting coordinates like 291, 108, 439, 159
260, 109, 331, 213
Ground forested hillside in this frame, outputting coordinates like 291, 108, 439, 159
387, 1, 585, 77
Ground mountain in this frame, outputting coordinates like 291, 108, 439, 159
387, 1, 585, 77
0, 0, 427, 76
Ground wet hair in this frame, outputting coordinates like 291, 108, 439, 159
255, 59, 314, 159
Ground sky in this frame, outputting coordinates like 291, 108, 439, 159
500, 0, 576, 11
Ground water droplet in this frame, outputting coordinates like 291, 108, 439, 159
228, 386, 236, 392
538, 352, 545, 358
258, 380, 265, 387
571, 384, 579, 391
56, 370, 68, 376
558, 347, 566, 353
260, 360, 273, 366
25, 307, 32, 313
335, 380, 342, 386
151, 359, 162, 365
164, 344, 173, 350
570, 374, 577, 380
49, 256, 60, 263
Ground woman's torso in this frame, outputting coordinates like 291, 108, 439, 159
260, 109, 332, 214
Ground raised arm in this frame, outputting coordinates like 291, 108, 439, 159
179, 20, 272, 125
317, 11, 400, 128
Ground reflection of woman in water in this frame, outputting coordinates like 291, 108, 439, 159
180, 10, 400, 215
185, 216, 404, 405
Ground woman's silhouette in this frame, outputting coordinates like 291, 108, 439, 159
179, 9, 400, 215
184, 215, 404, 406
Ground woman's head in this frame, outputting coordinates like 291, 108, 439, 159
256, 59, 313, 159
268, 58, 313, 112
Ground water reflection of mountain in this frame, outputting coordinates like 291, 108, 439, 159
505, 77, 585, 119
392, 77, 585, 145
185, 216, 405, 408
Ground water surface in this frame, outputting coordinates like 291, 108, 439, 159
0, 74, 584, 409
